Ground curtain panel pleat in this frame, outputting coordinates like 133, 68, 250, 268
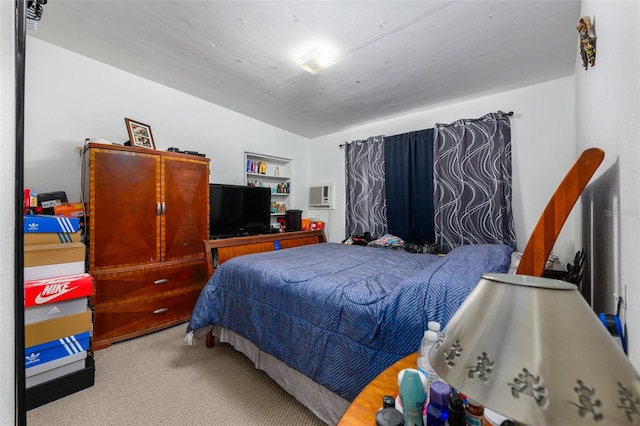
433, 113, 516, 253
344, 136, 387, 239
384, 129, 435, 244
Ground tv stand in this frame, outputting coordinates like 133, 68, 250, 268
210, 229, 280, 240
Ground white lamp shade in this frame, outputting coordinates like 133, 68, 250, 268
429, 273, 640, 425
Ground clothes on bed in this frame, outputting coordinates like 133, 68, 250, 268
187, 242, 512, 401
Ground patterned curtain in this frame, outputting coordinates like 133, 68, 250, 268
433, 112, 515, 252
344, 136, 387, 239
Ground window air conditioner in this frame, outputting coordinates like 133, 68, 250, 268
309, 184, 333, 208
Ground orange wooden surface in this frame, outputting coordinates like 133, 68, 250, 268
516, 147, 604, 276
337, 352, 417, 426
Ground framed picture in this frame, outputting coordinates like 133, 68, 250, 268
125, 118, 155, 149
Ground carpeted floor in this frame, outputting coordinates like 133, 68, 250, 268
27, 324, 327, 425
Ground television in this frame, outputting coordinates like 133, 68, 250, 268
209, 184, 272, 238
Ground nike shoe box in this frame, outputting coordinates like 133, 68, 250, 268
25, 309, 92, 348
24, 331, 91, 376
24, 242, 86, 281
24, 273, 93, 306
25, 298, 89, 325
24, 273, 92, 324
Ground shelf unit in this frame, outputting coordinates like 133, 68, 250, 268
244, 152, 292, 227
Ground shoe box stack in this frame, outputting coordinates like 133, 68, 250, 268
23, 214, 95, 410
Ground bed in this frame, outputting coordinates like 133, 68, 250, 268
186, 148, 604, 425
186, 241, 513, 423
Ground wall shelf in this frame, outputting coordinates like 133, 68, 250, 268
245, 152, 292, 228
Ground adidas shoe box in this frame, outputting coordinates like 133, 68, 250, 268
25, 331, 90, 388
25, 309, 92, 348
24, 242, 86, 281
24, 273, 93, 324
26, 351, 87, 388
24, 230, 82, 246
24, 214, 79, 234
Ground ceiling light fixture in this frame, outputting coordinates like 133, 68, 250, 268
295, 48, 336, 75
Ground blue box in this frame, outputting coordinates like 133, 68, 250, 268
25, 331, 90, 369
24, 215, 80, 233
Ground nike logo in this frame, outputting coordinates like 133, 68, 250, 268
34, 285, 79, 304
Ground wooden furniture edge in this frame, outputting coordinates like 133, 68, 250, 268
85, 142, 210, 162
203, 230, 327, 277
516, 147, 604, 277
337, 352, 418, 425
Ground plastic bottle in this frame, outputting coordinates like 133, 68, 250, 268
417, 330, 440, 391
425, 380, 451, 426
465, 397, 484, 426
376, 395, 404, 426
399, 369, 427, 426
445, 391, 465, 426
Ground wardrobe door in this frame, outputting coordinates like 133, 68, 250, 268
161, 155, 209, 261
89, 148, 161, 269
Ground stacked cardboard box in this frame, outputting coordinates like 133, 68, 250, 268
23, 215, 95, 410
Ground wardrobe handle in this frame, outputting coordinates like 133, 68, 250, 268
153, 308, 169, 315
156, 202, 162, 215
161, 202, 167, 215
153, 279, 169, 285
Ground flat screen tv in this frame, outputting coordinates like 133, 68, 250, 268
209, 183, 272, 238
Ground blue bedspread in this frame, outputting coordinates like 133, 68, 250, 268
187, 242, 512, 401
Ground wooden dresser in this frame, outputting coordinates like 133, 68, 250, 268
83, 143, 210, 349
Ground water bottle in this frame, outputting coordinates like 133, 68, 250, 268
428, 321, 441, 336
417, 330, 440, 392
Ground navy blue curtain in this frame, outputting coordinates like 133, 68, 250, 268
384, 129, 435, 244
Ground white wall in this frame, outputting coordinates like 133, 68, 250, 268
309, 77, 578, 262
575, 1, 640, 369
1, 2, 16, 424
24, 38, 310, 210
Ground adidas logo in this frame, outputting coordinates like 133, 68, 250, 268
27, 223, 39, 231
25, 353, 40, 365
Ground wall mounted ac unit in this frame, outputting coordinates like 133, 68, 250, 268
309, 183, 334, 208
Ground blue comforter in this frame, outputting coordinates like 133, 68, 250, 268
187, 242, 512, 401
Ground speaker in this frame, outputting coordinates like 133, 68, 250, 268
285, 210, 302, 231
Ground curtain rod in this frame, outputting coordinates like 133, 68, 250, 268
339, 110, 514, 148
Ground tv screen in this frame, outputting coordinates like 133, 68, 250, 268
209, 184, 271, 238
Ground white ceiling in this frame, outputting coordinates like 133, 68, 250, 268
29, 0, 582, 138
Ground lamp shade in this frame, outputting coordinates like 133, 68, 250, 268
429, 273, 640, 425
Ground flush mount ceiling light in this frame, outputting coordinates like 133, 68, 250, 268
295, 48, 336, 74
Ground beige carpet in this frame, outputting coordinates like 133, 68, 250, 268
27, 323, 326, 425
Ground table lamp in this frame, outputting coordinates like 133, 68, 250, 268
429, 273, 640, 425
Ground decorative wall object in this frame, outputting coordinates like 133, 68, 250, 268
577, 16, 597, 70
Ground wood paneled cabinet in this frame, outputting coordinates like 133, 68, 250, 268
83, 143, 210, 349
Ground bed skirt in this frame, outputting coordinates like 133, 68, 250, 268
211, 325, 350, 425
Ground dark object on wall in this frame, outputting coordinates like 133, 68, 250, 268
577, 16, 597, 70
285, 209, 302, 232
